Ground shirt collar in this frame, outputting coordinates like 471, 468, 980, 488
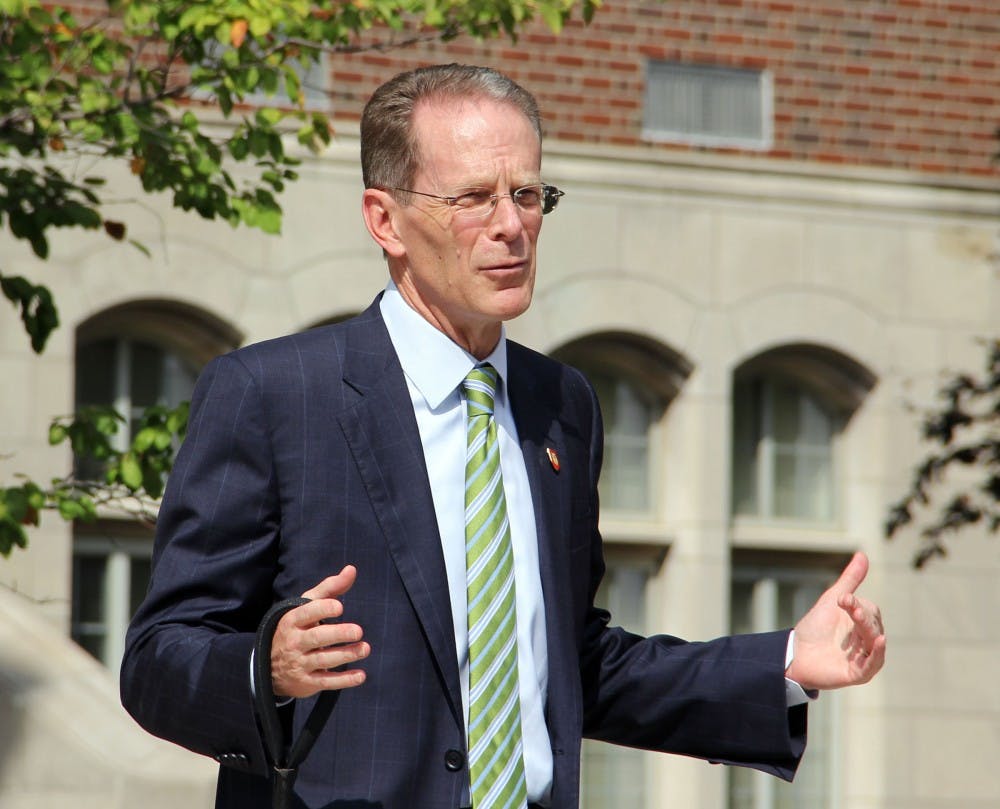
380, 280, 509, 410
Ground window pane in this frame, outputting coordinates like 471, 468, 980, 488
775, 450, 834, 521
588, 372, 653, 514
162, 351, 199, 404
772, 381, 801, 444
733, 375, 838, 522
72, 540, 153, 666
71, 555, 107, 660
799, 393, 833, 445
130, 340, 166, 408
72, 555, 106, 623
130, 556, 152, 615
732, 380, 762, 515
75, 338, 117, 407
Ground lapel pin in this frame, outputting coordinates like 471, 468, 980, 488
546, 447, 560, 472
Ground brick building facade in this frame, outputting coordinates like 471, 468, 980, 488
328, 0, 1000, 177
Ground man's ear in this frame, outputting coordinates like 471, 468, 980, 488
362, 188, 406, 259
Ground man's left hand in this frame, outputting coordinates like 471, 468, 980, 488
785, 551, 886, 692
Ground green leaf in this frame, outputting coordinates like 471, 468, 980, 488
57, 498, 86, 521
256, 107, 283, 127
48, 423, 68, 445
132, 426, 158, 452
119, 453, 143, 491
0, 520, 28, 558
248, 15, 272, 38
0, 273, 60, 353
142, 465, 164, 499
153, 428, 174, 450
2, 487, 29, 523
166, 402, 190, 436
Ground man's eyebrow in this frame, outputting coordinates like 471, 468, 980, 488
454, 177, 543, 190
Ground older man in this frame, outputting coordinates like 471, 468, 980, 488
122, 64, 885, 809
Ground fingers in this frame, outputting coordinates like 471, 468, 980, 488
831, 551, 869, 595
838, 590, 886, 684
272, 613, 371, 698
851, 633, 887, 684
302, 564, 358, 600
271, 566, 370, 699
838, 592, 884, 642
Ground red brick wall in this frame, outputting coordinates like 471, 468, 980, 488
54, 0, 1000, 179
330, 0, 1000, 179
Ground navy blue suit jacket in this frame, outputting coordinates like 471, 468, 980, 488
121, 298, 805, 808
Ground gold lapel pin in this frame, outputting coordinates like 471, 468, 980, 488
546, 447, 560, 472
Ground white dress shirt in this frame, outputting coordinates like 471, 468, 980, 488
380, 282, 553, 803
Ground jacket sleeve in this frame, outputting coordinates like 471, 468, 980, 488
120, 352, 280, 775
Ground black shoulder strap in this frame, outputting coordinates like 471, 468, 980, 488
253, 598, 341, 809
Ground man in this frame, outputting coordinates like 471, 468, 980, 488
121, 64, 885, 809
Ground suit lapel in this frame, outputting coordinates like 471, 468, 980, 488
335, 305, 463, 729
506, 346, 583, 752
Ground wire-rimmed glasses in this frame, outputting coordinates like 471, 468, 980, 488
389, 184, 565, 218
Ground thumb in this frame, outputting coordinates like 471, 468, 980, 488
832, 551, 868, 595
302, 564, 358, 600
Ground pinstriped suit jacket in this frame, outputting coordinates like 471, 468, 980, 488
121, 297, 805, 809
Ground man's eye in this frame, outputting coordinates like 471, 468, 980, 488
513, 187, 542, 207
454, 190, 493, 209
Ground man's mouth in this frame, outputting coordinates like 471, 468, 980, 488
482, 259, 527, 271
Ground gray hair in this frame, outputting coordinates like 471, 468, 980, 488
360, 64, 542, 192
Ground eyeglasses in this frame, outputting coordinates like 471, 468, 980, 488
389, 184, 565, 218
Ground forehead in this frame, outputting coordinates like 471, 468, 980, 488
411, 96, 541, 184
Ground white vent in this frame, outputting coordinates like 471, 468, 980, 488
643, 61, 772, 149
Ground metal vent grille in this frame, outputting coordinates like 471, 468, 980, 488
643, 60, 772, 149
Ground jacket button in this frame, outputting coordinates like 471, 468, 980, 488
444, 749, 465, 772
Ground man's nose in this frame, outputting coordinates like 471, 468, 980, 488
486, 194, 524, 235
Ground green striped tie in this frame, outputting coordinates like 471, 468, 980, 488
462, 364, 528, 809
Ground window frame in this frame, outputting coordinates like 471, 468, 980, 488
71, 527, 155, 672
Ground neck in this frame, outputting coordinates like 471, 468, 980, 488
391, 277, 501, 360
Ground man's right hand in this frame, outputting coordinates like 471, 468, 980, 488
270, 564, 370, 699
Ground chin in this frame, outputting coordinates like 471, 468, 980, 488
490, 286, 534, 322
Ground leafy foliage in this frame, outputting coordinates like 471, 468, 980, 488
886, 339, 1000, 568
0, 402, 188, 556
0, 0, 600, 554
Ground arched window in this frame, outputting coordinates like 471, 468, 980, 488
74, 337, 199, 479
554, 333, 689, 520
732, 374, 840, 522
731, 345, 875, 525
70, 301, 241, 669
581, 367, 658, 513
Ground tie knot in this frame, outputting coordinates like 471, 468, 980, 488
463, 364, 498, 417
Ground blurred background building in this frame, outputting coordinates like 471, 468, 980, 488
1, 1, 998, 807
